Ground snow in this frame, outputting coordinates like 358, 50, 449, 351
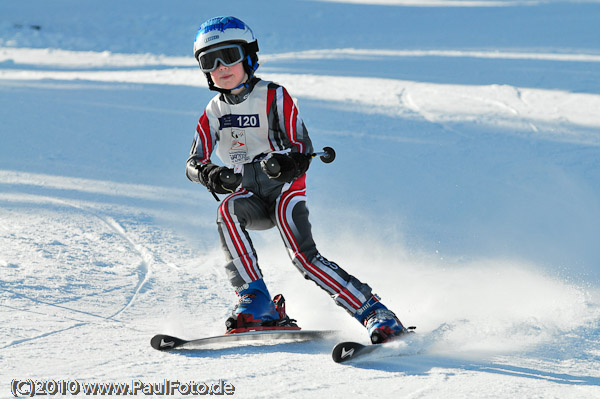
1, 0, 600, 398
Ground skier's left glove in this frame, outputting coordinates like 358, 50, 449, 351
261, 152, 311, 183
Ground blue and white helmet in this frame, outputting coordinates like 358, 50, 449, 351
194, 16, 257, 59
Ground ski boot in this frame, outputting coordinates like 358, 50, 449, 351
355, 295, 409, 344
225, 279, 299, 334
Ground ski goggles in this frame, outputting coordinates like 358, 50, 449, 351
197, 44, 245, 73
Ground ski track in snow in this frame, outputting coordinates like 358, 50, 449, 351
68, 204, 153, 320
0, 193, 151, 350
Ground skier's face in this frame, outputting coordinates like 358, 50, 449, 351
210, 61, 247, 93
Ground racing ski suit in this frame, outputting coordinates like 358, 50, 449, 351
186, 77, 374, 315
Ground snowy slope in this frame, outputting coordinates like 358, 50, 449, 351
1, 1, 600, 398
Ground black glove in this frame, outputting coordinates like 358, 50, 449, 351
191, 162, 240, 194
205, 165, 241, 194
261, 152, 311, 182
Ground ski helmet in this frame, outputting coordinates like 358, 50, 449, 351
194, 16, 260, 93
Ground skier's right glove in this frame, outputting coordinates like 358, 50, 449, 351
203, 164, 242, 194
187, 157, 241, 194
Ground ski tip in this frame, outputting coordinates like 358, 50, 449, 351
150, 334, 187, 351
331, 341, 367, 363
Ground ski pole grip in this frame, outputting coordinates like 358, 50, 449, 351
264, 157, 281, 176
219, 169, 238, 185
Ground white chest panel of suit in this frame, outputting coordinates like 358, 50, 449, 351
206, 80, 271, 165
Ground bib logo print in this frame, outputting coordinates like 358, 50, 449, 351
231, 129, 246, 150
229, 129, 250, 163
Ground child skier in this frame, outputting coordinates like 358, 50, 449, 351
186, 16, 408, 344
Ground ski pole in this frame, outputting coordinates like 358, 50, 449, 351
262, 146, 336, 176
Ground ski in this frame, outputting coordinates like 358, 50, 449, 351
151, 329, 338, 351
331, 327, 417, 363
331, 341, 383, 363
